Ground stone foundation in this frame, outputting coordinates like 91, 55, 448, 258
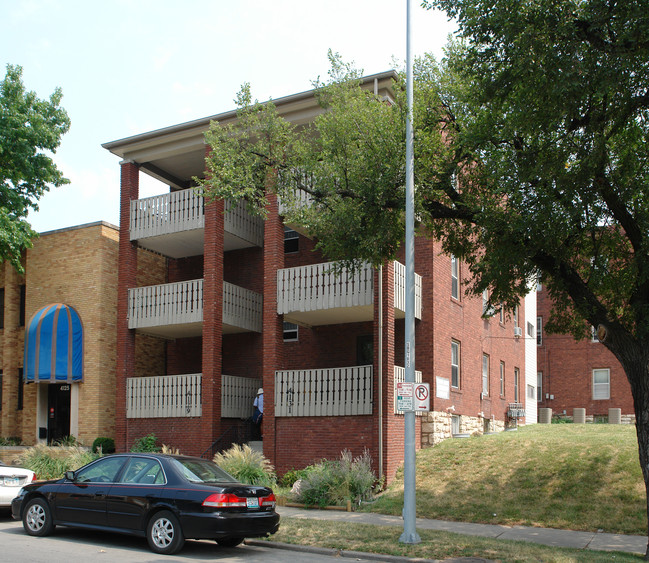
421, 411, 505, 447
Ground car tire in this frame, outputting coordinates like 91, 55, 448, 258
146, 510, 185, 555
216, 536, 244, 548
23, 497, 55, 537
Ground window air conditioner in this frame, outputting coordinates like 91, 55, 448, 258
514, 327, 523, 337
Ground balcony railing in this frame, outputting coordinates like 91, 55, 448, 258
128, 279, 262, 333
126, 373, 261, 419
275, 365, 373, 417
277, 261, 374, 315
277, 261, 422, 319
127, 373, 202, 418
130, 189, 263, 247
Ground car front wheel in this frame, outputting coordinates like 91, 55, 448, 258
23, 498, 55, 536
146, 510, 185, 555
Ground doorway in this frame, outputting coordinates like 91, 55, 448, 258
47, 383, 71, 444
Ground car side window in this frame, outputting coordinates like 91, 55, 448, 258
76, 457, 126, 483
119, 457, 165, 485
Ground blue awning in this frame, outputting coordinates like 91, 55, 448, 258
24, 304, 83, 383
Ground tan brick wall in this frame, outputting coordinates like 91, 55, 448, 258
0, 222, 165, 446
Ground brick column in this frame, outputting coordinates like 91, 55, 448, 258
201, 197, 224, 451
115, 161, 139, 452
262, 194, 284, 465
1, 263, 22, 438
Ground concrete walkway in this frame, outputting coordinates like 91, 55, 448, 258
277, 505, 648, 556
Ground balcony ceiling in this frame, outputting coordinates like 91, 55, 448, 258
137, 229, 258, 258
285, 305, 374, 327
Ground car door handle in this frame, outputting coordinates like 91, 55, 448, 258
94, 491, 106, 498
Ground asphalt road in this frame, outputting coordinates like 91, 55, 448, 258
0, 510, 375, 563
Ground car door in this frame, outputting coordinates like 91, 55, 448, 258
54, 456, 126, 527
106, 456, 166, 531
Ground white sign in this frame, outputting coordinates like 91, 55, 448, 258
436, 377, 450, 400
397, 382, 430, 412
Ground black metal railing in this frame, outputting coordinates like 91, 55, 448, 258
200, 418, 259, 459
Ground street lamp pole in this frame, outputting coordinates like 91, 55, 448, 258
399, 0, 421, 545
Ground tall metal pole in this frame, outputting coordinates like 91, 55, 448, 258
399, 0, 421, 545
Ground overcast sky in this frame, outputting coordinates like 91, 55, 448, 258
1, 0, 457, 233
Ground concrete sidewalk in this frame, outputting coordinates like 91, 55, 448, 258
277, 505, 648, 555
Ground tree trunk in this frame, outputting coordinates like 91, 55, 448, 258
617, 343, 649, 559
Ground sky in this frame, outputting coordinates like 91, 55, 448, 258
1, 0, 457, 233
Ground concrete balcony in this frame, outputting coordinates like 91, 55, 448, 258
128, 279, 262, 338
130, 189, 264, 258
277, 261, 422, 326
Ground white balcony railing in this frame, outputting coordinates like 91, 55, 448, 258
393, 261, 423, 319
277, 261, 374, 315
393, 365, 423, 416
127, 373, 202, 418
130, 189, 263, 247
128, 279, 262, 332
275, 365, 373, 417
221, 374, 262, 418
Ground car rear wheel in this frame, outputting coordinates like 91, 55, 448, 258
23, 498, 54, 536
146, 510, 185, 555
216, 536, 244, 548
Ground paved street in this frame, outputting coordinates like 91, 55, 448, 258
0, 511, 380, 563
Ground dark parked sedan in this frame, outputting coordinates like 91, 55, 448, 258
11, 453, 279, 555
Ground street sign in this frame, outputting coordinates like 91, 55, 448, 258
397, 382, 430, 412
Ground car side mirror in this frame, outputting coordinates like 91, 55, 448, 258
65, 471, 76, 481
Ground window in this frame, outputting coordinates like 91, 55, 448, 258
527, 384, 536, 399
284, 227, 299, 253
537, 317, 543, 346
514, 368, 520, 402
591, 326, 599, 342
356, 335, 373, 365
526, 321, 534, 338
120, 457, 165, 485
17, 369, 23, 411
500, 362, 505, 396
593, 368, 610, 400
76, 456, 126, 483
513, 305, 519, 328
537, 372, 543, 401
499, 306, 504, 324
451, 414, 460, 435
536, 272, 542, 292
451, 341, 460, 388
283, 322, 298, 342
19, 284, 26, 327
451, 255, 459, 300
482, 354, 489, 395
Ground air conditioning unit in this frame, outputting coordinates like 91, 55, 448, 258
514, 327, 523, 337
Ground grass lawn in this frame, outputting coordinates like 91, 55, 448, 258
365, 424, 647, 535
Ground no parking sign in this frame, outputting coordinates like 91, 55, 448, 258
397, 382, 430, 412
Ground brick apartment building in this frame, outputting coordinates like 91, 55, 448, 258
0, 222, 164, 445
536, 284, 634, 423
103, 71, 537, 480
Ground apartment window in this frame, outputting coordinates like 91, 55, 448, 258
591, 326, 599, 342
451, 414, 460, 435
593, 368, 610, 400
451, 340, 460, 388
356, 335, 373, 366
526, 321, 534, 338
537, 372, 543, 401
451, 255, 459, 300
500, 361, 505, 396
527, 384, 536, 399
536, 273, 542, 292
283, 322, 298, 342
17, 369, 23, 411
19, 284, 26, 327
0, 288, 4, 329
537, 317, 543, 346
499, 306, 504, 324
284, 227, 299, 253
482, 354, 489, 395
514, 368, 520, 402
482, 289, 489, 315
513, 305, 519, 328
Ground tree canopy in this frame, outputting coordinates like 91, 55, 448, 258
0, 64, 70, 271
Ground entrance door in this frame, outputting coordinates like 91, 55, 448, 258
47, 383, 71, 444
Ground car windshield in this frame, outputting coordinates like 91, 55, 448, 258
171, 458, 239, 484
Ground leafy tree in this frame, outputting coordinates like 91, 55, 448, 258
198, 1, 649, 551
0, 64, 70, 271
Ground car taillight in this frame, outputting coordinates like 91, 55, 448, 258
31, 474, 37, 482
260, 492, 276, 508
202, 493, 247, 508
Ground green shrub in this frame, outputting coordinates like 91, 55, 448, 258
18, 444, 99, 480
55, 435, 79, 446
213, 444, 276, 487
130, 433, 160, 452
0, 436, 22, 446
279, 467, 310, 488
92, 437, 115, 454
297, 449, 376, 507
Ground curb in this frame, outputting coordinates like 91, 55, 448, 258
245, 539, 495, 563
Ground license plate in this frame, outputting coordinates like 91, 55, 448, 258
246, 497, 259, 508
4, 477, 19, 486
